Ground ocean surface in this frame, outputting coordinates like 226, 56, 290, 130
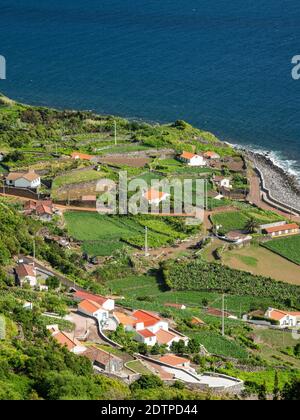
1, 0, 300, 179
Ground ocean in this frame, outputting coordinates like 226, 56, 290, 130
1, 0, 300, 179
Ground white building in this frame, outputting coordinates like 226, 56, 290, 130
180, 151, 206, 167
73, 290, 115, 312
143, 189, 170, 206
77, 299, 109, 324
6, 170, 41, 189
265, 308, 300, 328
213, 176, 232, 190
113, 309, 189, 349
15, 263, 37, 287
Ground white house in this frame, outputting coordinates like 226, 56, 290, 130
77, 299, 109, 324
73, 290, 115, 312
47, 325, 87, 354
15, 263, 37, 287
180, 151, 206, 167
113, 309, 189, 349
213, 176, 232, 190
6, 170, 41, 189
265, 308, 300, 328
143, 189, 170, 206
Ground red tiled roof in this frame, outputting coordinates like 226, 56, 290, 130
180, 151, 197, 160
159, 354, 189, 366
53, 331, 78, 351
78, 299, 103, 314
268, 309, 300, 321
133, 310, 161, 327
74, 290, 108, 306
143, 189, 167, 201
265, 223, 299, 234
155, 329, 177, 345
71, 152, 95, 160
15, 264, 36, 279
137, 329, 156, 338
204, 151, 220, 158
7, 171, 40, 182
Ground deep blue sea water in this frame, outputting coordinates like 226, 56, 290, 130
1, 0, 300, 178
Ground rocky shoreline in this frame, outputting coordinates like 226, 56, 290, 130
244, 150, 300, 213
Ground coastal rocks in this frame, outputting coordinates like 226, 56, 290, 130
245, 151, 300, 212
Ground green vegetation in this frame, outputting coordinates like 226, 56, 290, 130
211, 209, 284, 234
64, 212, 195, 256
263, 235, 300, 266
162, 258, 300, 306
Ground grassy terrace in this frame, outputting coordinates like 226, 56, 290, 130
211, 208, 284, 234
263, 235, 300, 266
64, 212, 190, 256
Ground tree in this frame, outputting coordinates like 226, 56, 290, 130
46, 276, 60, 290
130, 375, 163, 392
258, 381, 267, 400
170, 340, 186, 355
273, 372, 280, 401
245, 217, 260, 234
281, 379, 300, 400
187, 338, 200, 354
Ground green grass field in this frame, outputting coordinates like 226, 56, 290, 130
263, 235, 300, 265
211, 209, 284, 234
64, 212, 187, 256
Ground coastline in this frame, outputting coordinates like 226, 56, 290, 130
244, 150, 300, 215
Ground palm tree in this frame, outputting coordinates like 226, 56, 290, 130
245, 217, 260, 234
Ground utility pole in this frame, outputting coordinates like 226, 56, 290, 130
221, 294, 225, 336
33, 239, 36, 260
145, 226, 149, 257
114, 121, 117, 146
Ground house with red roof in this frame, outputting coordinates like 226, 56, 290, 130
180, 151, 206, 167
15, 263, 37, 287
263, 223, 299, 238
77, 299, 109, 324
265, 308, 300, 328
113, 309, 189, 348
71, 152, 96, 161
47, 325, 86, 354
24, 200, 54, 221
143, 189, 170, 206
73, 290, 115, 311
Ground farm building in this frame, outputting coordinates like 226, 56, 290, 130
159, 354, 191, 369
6, 170, 41, 189
83, 346, 124, 373
24, 200, 54, 221
180, 151, 206, 167
263, 223, 299, 238
203, 151, 220, 160
70, 152, 96, 161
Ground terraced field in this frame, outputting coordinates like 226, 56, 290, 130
263, 235, 300, 266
